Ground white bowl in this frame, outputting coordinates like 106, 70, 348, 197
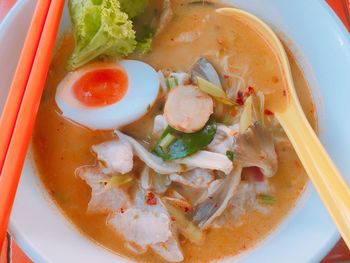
1, 0, 350, 262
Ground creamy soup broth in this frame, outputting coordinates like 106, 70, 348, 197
33, 1, 316, 262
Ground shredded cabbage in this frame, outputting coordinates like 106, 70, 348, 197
68, 0, 137, 69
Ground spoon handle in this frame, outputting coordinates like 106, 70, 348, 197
277, 99, 350, 248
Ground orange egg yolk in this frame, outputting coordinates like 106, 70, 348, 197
73, 68, 128, 107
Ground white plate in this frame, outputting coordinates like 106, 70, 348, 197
0, 0, 349, 262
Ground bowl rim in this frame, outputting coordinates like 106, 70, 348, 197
2, 0, 349, 262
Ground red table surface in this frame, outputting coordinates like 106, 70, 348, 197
0, 0, 349, 262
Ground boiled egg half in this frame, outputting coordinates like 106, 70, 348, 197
55, 60, 159, 130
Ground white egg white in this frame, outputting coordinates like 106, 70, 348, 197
55, 60, 159, 130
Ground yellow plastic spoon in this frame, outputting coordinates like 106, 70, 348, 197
216, 7, 350, 247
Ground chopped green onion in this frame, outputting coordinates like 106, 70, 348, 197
166, 76, 179, 90
226, 150, 234, 161
196, 76, 235, 106
159, 133, 177, 152
257, 194, 275, 205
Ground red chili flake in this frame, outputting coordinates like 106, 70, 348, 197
224, 74, 230, 79
171, 216, 176, 222
120, 207, 125, 213
247, 86, 255, 95
236, 91, 244, 106
283, 89, 287, 97
264, 109, 274, 116
184, 207, 189, 213
145, 192, 157, 206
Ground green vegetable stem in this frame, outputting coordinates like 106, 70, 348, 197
153, 118, 217, 160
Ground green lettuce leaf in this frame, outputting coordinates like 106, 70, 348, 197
68, 0, 137, 69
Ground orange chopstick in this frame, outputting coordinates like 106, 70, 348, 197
0, 0, 65, 248
0, 0, 51, 173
